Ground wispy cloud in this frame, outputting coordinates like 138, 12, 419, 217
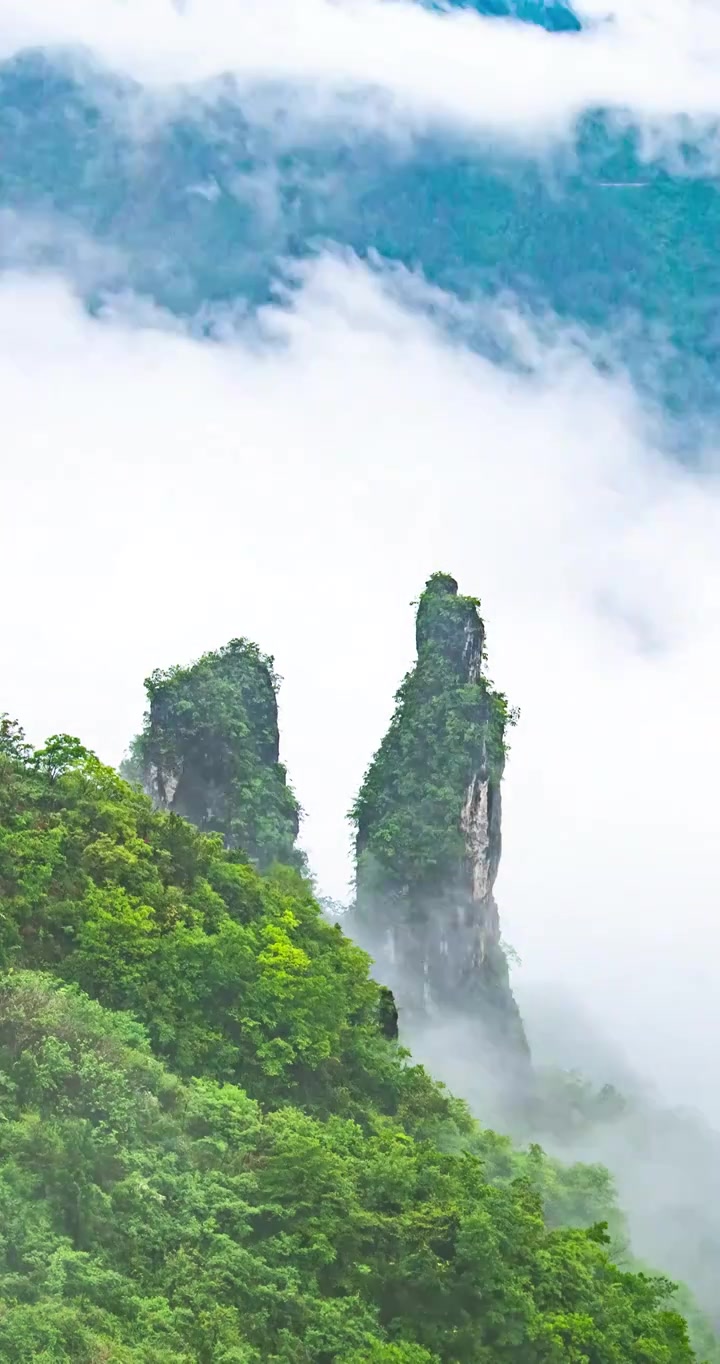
3, 0, 720, 1320
2, 0, 720, 153
2, 252, 720, 1121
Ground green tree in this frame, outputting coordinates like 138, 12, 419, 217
0, 723, 710, 1363
125, 639, 303, 871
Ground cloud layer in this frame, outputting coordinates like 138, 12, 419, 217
2, 253, 720, 1121
4, 0, 720, 1323
2, 0, 720, 152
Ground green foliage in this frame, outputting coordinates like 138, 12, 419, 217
0, 720, 709, 1362
351, 574, 514, 893
521, 1068, 720, 1358
0, 971, 698, 1364
0, 732, 420, 1119
126, 639, 302, 871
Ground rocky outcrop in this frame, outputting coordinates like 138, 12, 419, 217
352, 573, 529, 1070
124, 638, 302, 871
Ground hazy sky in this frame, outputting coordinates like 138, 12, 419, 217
2, 0, 720, 1119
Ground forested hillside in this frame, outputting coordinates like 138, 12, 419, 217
3, 0, 720, 1357
0, 691, 707, 1362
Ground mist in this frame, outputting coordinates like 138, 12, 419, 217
4, 259, 720, 1034
3, 0, 720, 1342
4, 0, 720, 154
388, 977, 720, 1330
5, 246, 720, 1140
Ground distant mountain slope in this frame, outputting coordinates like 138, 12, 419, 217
1, 18, 719, 425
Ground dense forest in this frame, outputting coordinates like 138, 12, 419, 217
0, 576, 715, 1362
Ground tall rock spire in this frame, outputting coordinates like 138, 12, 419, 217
351, 572, 529, 1071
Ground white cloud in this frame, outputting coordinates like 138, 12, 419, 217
4, 0, 720, 1311
1, 0, 720, 153
2, 251, 720, 1122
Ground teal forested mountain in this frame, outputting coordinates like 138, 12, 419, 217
1, 0, 718, 426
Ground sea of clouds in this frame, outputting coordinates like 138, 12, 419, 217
2, 0, 720, 1133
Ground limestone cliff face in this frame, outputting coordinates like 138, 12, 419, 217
125, 638, 302, 871
352, 573, 528, 1064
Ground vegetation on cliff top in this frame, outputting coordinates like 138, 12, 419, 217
351, 573, 514, 893
124, 639, 302, 872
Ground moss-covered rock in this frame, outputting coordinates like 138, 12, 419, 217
351, 573, 528, 1067
123, 638, 302, 871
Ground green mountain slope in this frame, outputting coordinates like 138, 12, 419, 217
0, 714, 703, 1362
